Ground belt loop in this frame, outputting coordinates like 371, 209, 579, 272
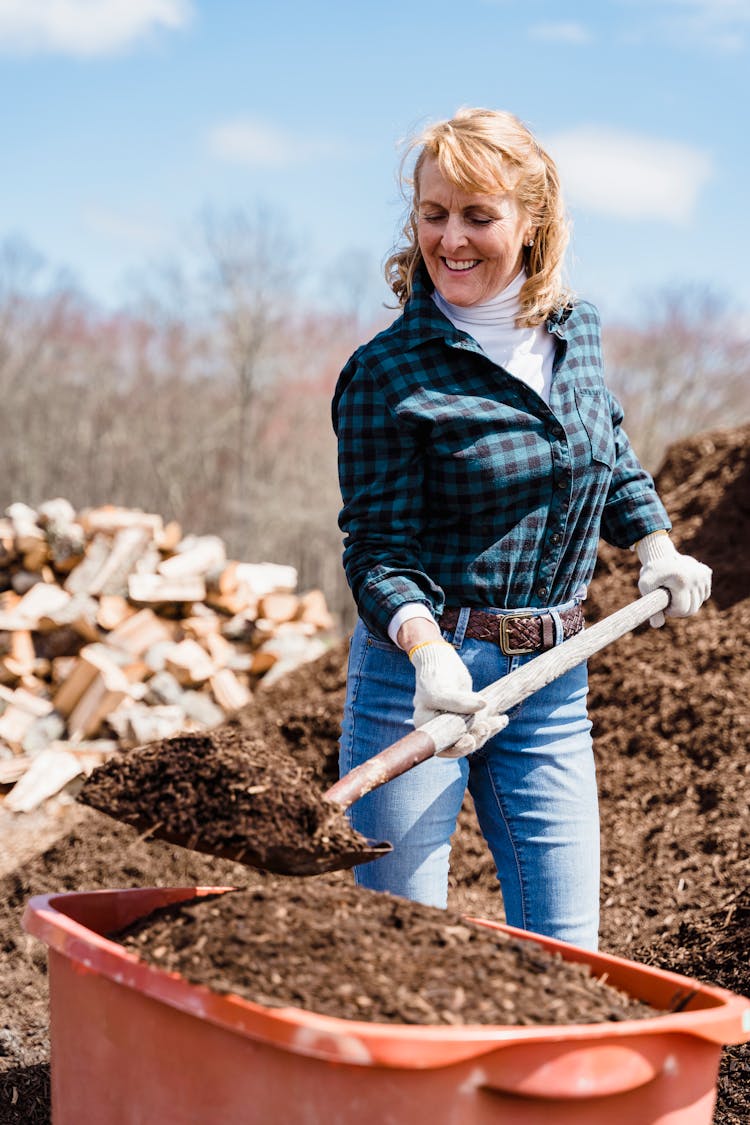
549, 609, 564, 646
451, 607, 471, 649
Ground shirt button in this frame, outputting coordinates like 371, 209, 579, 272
551, 532, 561, 545
537, 585, 549, 599
557, 478, 567, 490
551, 425, 563, 440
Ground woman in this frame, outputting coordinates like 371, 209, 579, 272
332, 108, 711, 950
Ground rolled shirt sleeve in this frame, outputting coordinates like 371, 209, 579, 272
601, 387, 671, 547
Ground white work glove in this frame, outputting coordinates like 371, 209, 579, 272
408, 640, 507, 757
440, 705, 510, 759
636, 532, 712, 628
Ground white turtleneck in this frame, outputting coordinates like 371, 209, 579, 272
432, 269, 556, 403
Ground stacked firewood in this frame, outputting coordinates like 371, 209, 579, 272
0, 500, 336, 812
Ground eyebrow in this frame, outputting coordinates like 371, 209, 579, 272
418, 198, 506, 212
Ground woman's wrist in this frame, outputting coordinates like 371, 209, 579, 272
396, 617, 443, 653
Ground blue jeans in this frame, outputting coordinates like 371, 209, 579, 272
339, 608, 600, 950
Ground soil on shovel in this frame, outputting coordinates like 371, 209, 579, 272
117, 882, 662, 1026
78, 728, 375, 875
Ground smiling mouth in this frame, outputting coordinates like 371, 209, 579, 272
443, 258, 480, 272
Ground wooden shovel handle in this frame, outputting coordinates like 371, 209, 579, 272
325, 728, 438, 809
325, 588, 670, 811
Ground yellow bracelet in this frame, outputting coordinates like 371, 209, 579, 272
407, 639, 449, 660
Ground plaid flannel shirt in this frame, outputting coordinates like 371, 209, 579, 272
333, 268, 671, 640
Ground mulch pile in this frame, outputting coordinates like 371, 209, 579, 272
116, 883, 661, 1026
1, 423, 749, 1124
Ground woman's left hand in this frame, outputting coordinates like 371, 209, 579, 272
636, 532, 712, 627
437, 704, 510, 758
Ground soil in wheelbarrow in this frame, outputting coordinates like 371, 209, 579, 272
116, 881, 663, 1026
2, 423, 750, 1124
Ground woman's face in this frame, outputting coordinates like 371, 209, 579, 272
416, 156, 533, 306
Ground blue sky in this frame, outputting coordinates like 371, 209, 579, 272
1, 0, 748, 322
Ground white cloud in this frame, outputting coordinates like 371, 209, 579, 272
208, 118, 338, 168
0, 0, 191, 57
546, 126, 713, 223
528, 22, 593, 46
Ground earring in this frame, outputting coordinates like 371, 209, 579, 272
525, 238, 535, 247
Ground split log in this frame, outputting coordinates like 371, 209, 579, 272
206, 561, 242, 595
0, 519, 16, 566
108, 702, 187, 747
201, 631, 235, 669
53, 645, 130, 719
209, 668, 252, 712
50, 656, 78, 686
0, 688, 55, 750
79, 505, 164, 537
155, 520, 183, 554
234, 561, 297, 597
128, 573, 206, 605
0, 630, 36, 679
250, 650, 278, 676
297, 588, 336, 631
21, 539, 49, 572
180, 612, 221, 643
0, 583, 70, 630
204, 586, 258, 617
0, 758, 30, 786
180, 691, 224, 728
258, 591, 300, 624
105, 608, 174, 657
4, 747, 83, 812
158, 535, 226, 580
85, 526, 155, 597
64, 535, 113, 597
143, 670, 185, 706
66, 660, 131, 741
96, 595, 134, 632
38, 593, 100, 643
163, 639, 215, 687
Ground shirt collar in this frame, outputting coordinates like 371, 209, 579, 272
402, 263, 573, 346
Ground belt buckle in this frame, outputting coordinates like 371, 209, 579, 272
498, 610, 538, 657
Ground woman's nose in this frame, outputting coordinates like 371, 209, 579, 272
440, 214, 468, 252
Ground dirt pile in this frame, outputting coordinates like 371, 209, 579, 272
1, 423, 749, 1124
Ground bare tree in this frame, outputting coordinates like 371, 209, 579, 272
199, 206, 300, 504
603, 287, 750, 471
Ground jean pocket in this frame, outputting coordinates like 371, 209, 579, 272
364, 628, 399, 653
575, 386, 615, 468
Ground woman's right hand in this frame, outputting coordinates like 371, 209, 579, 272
408, 639, 486, 727
407, 639, 508, 755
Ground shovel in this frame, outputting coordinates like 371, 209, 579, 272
80, 590, 669, 877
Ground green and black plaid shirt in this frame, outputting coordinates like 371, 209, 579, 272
333, 269, 670, 640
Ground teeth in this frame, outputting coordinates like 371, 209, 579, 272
444, 259, 479, 271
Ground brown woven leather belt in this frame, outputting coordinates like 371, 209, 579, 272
440, 605, 584, 656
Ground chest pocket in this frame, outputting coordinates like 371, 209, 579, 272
574, 386, 616, 468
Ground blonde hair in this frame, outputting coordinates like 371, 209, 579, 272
385, 108, 572, 327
